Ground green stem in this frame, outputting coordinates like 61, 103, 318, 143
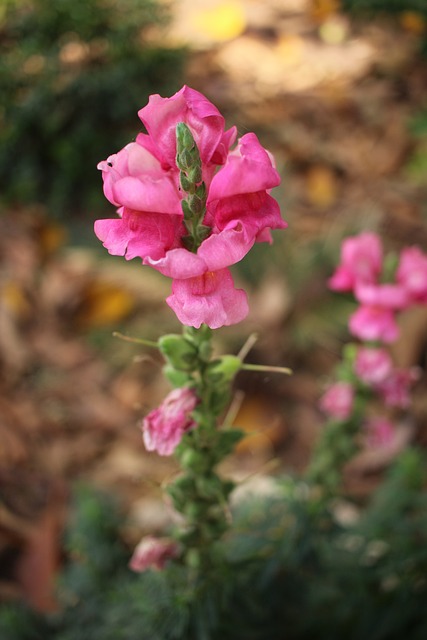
167, 326, 238, 570
241, 363, 293, 375
112, 331, 158, 348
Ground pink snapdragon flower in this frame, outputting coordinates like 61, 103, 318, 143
396, 246, 427, 304
142, 387, 198, 456
95, 86, 286, 328
349, 283, 408, 343
319, 381, 354, 421
328, 232, 383, 293
354, 346, 393, 385
375, 367, 420, 409
129, 536, 179, 572
363, 417, 395, 449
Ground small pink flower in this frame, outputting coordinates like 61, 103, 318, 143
349, 283, 408, 343
397, 246, 427, 304
328, 232, 383, 293
349, 306, 400, 343
319, 382, 354, 421
375, 367, 420, 409
354, 347, 393, 384
142, 387, 198, 456
129, 536, 179, 572
363, 417, 395, 448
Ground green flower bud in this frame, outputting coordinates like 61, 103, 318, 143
205, 355, 242, 385
188, 165, 202, 185
188, 193, 204, 215
158, 334, 198, 372
176, 122, 195, 151
180, 173, 193, 194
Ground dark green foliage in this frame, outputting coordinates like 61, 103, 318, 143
0, 0, 186, 216
341, 0, 427, 16
2, 452, 427, 639
341, 0, 427, 56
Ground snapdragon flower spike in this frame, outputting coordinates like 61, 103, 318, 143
94, 85, 286, 329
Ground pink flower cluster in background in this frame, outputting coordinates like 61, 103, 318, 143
319, 232, 425, 448
142, 386, 198, 456
329, 232, 427, 343
354, 345, 420, 409
95, 85, 286, 328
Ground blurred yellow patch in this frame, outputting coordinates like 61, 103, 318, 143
233, 397, 284, 455
1, 282, 31, 319
306, 165, 338, 208
400, 11, 425, 35
77, 280, 135, 328
192, 1, 246, 42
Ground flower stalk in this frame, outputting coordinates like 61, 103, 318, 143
159, 325, 243, 569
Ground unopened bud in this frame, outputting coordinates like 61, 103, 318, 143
158, 334, 198, 371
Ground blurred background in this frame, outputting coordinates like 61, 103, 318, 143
1, 0, 427, 612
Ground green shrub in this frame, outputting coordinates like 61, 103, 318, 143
0, 0, 186, 217
2, 451, 427, 640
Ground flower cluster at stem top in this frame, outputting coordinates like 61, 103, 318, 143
95, 85, 286, 329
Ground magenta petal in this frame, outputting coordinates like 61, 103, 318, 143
166, 269, 249, 329
94, 219, 132, 257
112, 175, 181, 214
138, 85, 228, 166
94, 211, 180, 261
208, 133, 281, 201
144, 248, 207, 279
197, 225, 255, 271
209, 191, 286, 234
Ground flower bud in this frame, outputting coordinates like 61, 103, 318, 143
158, 334, 199, 371
205, 355, 242, 385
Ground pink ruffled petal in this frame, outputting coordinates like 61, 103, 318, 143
144, 247, 207, 278
94, 211, 181, 261
166, 269, 249, 329
138, 85, 230, 167
197, 224, 255, 271
208, 133, 281, 201
209, 191, 286, 234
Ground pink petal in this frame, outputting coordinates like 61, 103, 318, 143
197, 224, 256, 271
144, 247, 207, 278
209, 191, 286, 234
208, 133, 281, 201
94, 211, 181, 261
112, 175, 182, 214
167, 269, 249, 329
138, 85, 229, 166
